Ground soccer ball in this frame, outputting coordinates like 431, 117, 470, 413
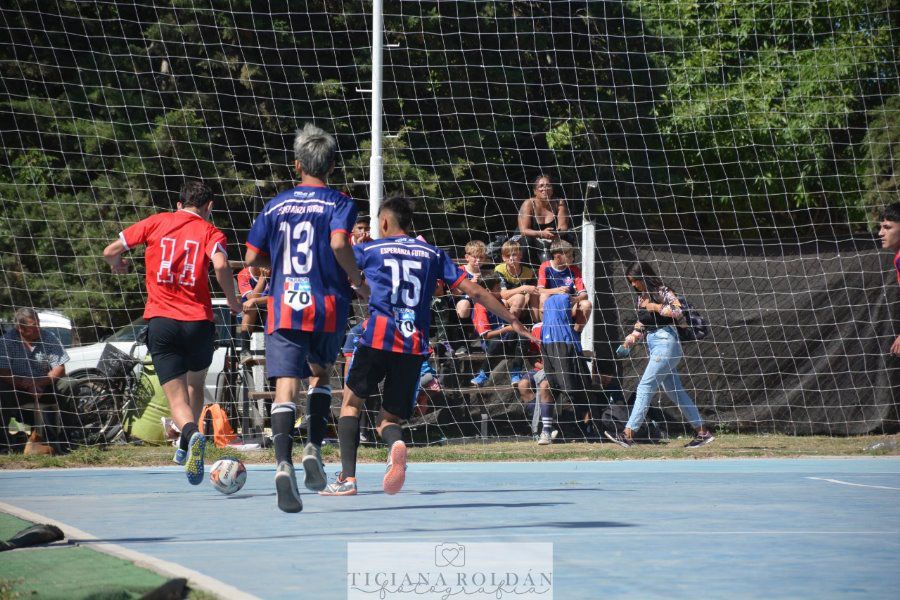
209, 458, 247, 495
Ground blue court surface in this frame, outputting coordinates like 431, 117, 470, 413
1, 457, 899, 599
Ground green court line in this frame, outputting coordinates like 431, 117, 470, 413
0, 512, 169, 600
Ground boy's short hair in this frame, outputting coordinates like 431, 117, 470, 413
501, 239, 522, 258
549, 239, 574, 257
879, 202, 900, 222
379, 196, 414, 231
464, 240, 488, 257
355, 215, 370, 225
479, 272, 501, 292
180, 180, 214, 208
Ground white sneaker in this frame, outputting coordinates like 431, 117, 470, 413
537, 431, 552, 445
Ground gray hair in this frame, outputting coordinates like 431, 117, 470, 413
293, 123, 337, 178
14, 307, 39, 325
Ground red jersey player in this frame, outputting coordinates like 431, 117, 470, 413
103, 181, 241, 485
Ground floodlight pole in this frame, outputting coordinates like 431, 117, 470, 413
368, 0, 384, 239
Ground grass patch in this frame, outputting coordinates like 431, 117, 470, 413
0, 433, 897, 469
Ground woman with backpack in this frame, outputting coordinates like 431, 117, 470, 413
606, 261, 715, 449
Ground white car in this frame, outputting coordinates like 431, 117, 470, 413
64, 299, 237, 403
1, 310, 78, 347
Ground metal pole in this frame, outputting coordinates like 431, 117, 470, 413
368, 0, 384, 239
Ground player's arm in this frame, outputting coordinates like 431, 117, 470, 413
244, 246, 270, 270
212, 252, 242, 315
892, 335, 900, 357
457, 279, 534, 342
102, 239, 130, 274
331, 232, 369, 300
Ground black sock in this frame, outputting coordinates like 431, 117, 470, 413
338, 416, 360, 478
238, 331, 250, 352
271, 402, 296, 464
179, 422, 198, 452
307, 387, 332, 447
380, 423, 403, 448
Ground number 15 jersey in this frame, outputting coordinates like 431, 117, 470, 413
354, 236, 466, 355
246, 185, 357, 333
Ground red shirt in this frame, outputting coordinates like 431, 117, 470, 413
895, 250, 900, 287
121, 210, 228, 321
236, 267, 261, 300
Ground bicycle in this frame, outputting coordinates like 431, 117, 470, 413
68, 333, 155, 445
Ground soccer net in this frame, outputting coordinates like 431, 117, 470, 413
0, 1, 897, 451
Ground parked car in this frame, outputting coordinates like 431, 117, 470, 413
65, 299, 237, 403
0, 310, 78, 347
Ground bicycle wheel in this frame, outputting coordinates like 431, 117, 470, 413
68, 376, 122, 445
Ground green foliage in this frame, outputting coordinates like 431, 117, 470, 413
861, 95, 900, 210
0, 0, 895, 341
631, 0, 897, 233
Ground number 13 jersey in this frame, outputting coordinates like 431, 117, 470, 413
120, 209, 228, 322
247, 185, 357, 333
354, 236, 465, 355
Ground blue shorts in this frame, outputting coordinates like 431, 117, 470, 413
265, 329, 342, 380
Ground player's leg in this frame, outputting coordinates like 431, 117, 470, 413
321, 345, 382, 496
265, 329, 310, 513
506, 292, 528, 320
572, 298, 592, 332
149, 318, 207, 483
378, 352, 425, 495
455, 297, 473, 320
536, 366, 555, 445
301, 332, 341, 491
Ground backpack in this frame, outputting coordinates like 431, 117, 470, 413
199, 403, 238, 448
675, 295, 710, 342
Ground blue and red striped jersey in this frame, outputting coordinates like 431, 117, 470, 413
246, 185, 357, 333
354, 235, 466, 355
537, 261, 585, 294
541, 293, 581, 348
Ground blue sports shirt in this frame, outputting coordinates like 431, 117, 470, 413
541, 293, 581, 347
246, 185, 357, 333
354, 235, 466, 355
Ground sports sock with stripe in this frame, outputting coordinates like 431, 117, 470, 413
271, 402, 296, 465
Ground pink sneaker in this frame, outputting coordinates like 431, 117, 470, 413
382, 440, 408, 495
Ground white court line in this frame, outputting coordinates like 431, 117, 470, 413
78, 529, 897, 547
0, 501, 258, 600
806, 477, 900, 491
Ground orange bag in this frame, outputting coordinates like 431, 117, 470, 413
198, 403, 238, 448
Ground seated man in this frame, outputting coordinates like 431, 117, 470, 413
0, 308, 70, 453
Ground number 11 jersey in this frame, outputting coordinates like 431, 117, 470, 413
354, 235, 465, 355
247, 185, 357, 333
120, 209, 228, 322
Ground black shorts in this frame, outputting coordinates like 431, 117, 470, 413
146, 318, 215, 385
345, 345, 425, 420
542, 342, 591, 398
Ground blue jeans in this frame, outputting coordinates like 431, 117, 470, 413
625, 326, 703, 431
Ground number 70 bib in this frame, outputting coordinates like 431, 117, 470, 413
284, 277, 313, 311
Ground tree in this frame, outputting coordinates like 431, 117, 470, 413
630, 0, 897, 236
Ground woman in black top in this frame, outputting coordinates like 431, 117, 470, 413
607, 261, 714, 449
